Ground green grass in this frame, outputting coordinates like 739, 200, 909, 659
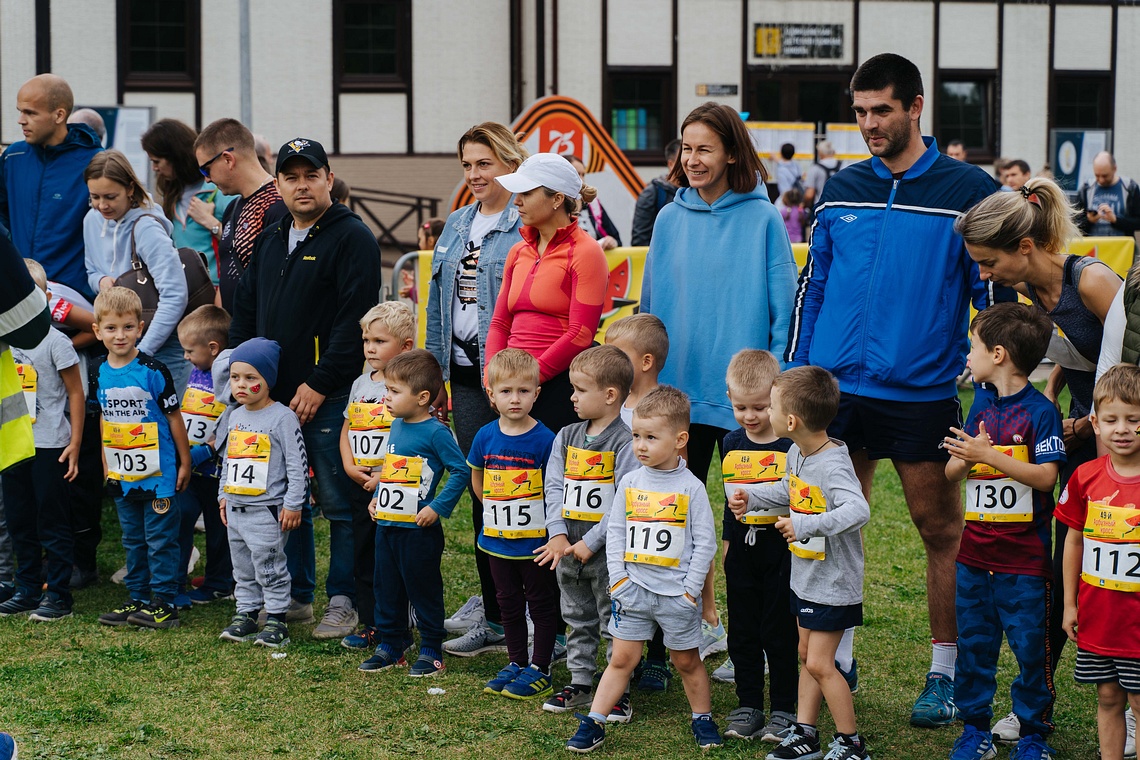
0, 399, 1100, 758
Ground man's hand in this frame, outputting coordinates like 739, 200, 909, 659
60, 442, 80, 482
219, 498, 228, 527
727, 488, 749, 517
1098, 203, 1118, 224
534, 534, 571, 568
433, 385, 449, 425
943, 420, 994, 466
290, 383, 326, 425
564, 540, 594, 563
775, 516, 796, 542
415, 505, 440, 527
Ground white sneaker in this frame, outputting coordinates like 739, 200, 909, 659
443, 623, 507, 657
312, 595, 358, 640
444, 594, 484, 633
111, 566, 128, 585
991, 711, 1020, 745
187, 546, 200, 575
699, 618, 728, 660
711, 657, 735, 684
1127, 706, 1136, 759
194, 515, 206, 533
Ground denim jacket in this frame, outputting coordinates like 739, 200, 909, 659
425, 201, 523, 380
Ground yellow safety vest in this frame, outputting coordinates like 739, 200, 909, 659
0, 345, 34, 472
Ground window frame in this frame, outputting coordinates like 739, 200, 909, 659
602, 66, 676, 165
934, 70, 998, 164
744, 66, 856, 126
116, 0, 200, 92
333, 0, 411, 94
1051, 71, 1113, 131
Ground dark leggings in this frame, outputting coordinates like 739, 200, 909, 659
531, 370, 579, 437
685, 423, 729, 486
489, 555, 560, 669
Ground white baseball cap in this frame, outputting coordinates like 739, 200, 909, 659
495, 152, 583, 199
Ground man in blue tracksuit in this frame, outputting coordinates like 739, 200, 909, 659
785, 53, 999, 729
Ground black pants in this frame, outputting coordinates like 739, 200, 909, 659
349, 482, 377, 628
69, 410, 104, 573
375, 523, 445, 652
686, 423, 729, 487
2, 448, 75, 604
726, 527, 798, 713
179, 474, 233, 594
531, 370, 579, 437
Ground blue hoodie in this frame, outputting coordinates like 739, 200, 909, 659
83, 205, 188, 355
641, 184, 797, 430
0, 124, 103, 299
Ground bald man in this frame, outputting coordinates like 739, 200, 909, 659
67, 108, 106, 144
1077, 151, 1140, 238
0, 74, 103, 299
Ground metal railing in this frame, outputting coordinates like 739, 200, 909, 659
347, 187, 440, 251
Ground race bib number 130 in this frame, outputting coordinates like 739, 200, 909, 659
965, 446, 1032, 523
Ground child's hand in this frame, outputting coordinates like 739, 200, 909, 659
943, 421, 994, 465
176, 462, 191, 492
727, 488, 749, 517
534, 534, 571, 568
1062, 604, 1078, 642
564, 540, 594, 563
775, 516, 796, 542
59, 442, 80, 482
280, 508, 302, 531
364, 471, 382, 492
219, 498, 228, 527
346, 464, 372, 489
415, 505, 440, 527
367, 498, 378, 520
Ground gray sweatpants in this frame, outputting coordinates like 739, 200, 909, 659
227, 503, 291, 616
0, 490, 13, 582
557, 552, 613, 686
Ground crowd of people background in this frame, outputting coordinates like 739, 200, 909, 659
3, 50, 1140, 760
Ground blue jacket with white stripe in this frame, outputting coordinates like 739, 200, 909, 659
785, 137, 999, 402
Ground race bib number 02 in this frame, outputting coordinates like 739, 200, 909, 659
722, 449, 787, 524
1081, 501, 1140, 592
563, 446, 615, 523
966, 445, 1032, 522
483, 468, 546, 538
374, 455, 422, 523
624, 488, 687, 567
223, 430, 271, 496
181, 386, 226, 445
15, 363, 36, 423
103, 420, 161, 482
347, 402, 392, 468
788, 474, 826, 561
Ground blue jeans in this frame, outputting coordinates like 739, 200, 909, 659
284, 394, 355, 605
116, 491, 185, 602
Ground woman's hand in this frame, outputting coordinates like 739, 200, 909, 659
187, 197, 218, 233
99, 276, 115, 292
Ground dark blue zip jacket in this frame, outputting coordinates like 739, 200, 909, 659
785, 137, 998, 402
0, 124, 103, 299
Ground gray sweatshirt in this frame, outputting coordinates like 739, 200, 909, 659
745, 440, 869, 606
545, 416, 637, 552
606, 458, 717, 599
217, 401, 309, 511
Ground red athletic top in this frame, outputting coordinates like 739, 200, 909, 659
485, 222, 608, 382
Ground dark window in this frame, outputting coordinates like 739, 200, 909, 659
334, 0, 410, 91
937, 75, 996, 161
605, 69, 674, 161
1054, 74, 1112, 129
745, 69, 854, 125
118, 0, 199, 90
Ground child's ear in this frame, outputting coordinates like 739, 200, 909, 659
641, 354, 654, 373
992, 345, 1007, 365
417, 389, 432, 407
676, 429, 689, 450
401, 338, 414, 351
604, 386, 618, 405
208, 340, 221, 357
533, 384, 542, 401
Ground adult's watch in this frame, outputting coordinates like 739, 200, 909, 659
211, 224, 221, 236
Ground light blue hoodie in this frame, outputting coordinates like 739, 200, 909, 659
83, 204, 188, 355
641, 184, 797, 430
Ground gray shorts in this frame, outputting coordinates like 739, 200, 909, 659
608, 579, 702, 651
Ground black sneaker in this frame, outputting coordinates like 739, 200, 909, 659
127, 601, 180, 629
254, 619, 289, 648
0, 582, 14, 603
0, 591, 42, 616
219, 612, 259, 642
70, 566, 99, 590
28, 595, 73, 622
766, 725, 822, 760
98, 599, 145, 626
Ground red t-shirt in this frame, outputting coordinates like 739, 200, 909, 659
1055, 455, 1140, 658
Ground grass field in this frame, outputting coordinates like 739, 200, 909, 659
0, 390, 1103, 758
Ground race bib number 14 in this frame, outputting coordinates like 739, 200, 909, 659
223, 430, 271, 496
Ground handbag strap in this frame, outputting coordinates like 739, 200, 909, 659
128, 213, 166, 273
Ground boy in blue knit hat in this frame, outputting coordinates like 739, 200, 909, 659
216, 337, 309, 648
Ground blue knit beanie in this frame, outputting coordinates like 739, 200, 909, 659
230, 337, 281, 389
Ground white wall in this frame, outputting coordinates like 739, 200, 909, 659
1054, 5, 1112, 71
1000, 4, 1050, 169
200, 0, 242, 128
859, 1, 935, 133
51, 0, 117, 107
1115, 7, 1140, 173
412, 0, 512, 153
557, 0, 603, 119
339, 93, 406, 153
939, 3, 997, 70
123, 92, 196, 126
677, 0, 742, 120
0, 5, 37, 144
608, 0, 671, 67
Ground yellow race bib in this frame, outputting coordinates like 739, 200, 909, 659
223, 429, 271, 496
374, 455, 423, 523
788, 474, 826, 561
347, 402, 392, 468
563, 446, 616, 522
483, 468, 546, 538
965, 445, 1033, 523
103, 420, 161, 482
722, 449, 787, 524
1082, 501, 1140, 592
624, 488, 687, 567
15, 363, 36, 423
181, 386, 226, 445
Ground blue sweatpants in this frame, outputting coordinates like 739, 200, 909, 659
955, 563, 1056, 737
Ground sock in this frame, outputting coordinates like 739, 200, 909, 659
588, 711, 608, 725
378, 642, 397, 657
487, 620, 504, 636
836, 628, 855, 671
692, 712, 712, 721
798, 723, 818, 739
838, 732, 862, 747
266, 612, 286, 624
931, 640, 957, 679
420, 647, 441, 661
556, 633, 567, 646
534, 663, 550, 675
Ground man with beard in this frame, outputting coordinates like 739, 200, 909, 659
784, 53, 998, 730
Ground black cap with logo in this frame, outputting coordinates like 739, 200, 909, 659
275, 138, 329, 174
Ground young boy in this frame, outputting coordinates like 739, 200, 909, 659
176, 305, 234, 606
339, 301, 415, 648
468, 349, 558, 699
604, 313, 679, 687
216, 338, 307, 648
719, 350, 799, 742
567, 385, 720, 753
92, 287, 192, 629
1058, 363, 1140, 760
536, 345, 637, 718
357, 349, 468, 676
943, 303, 1063, 760
0, 259, 84, 620
728, 366, 870, 760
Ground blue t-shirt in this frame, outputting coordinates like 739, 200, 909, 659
468, 419, 555, 559
374, 417, 469, 528
958, 382, 1065, 577
94, 352, 181, 500
1090, 181, 1127, 237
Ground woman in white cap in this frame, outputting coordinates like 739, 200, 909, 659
484, 152, 609, 433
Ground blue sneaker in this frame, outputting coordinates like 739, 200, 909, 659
358, 646, 408, 672
837, 659, 858, 694
0, 731, 16, 760
409, 651, 446, 678
950, 726, 997, 760
341, 626, 382, 650
637, 658, 671, 691
0, 591, 41, 616
1010, 734, 1055, 760
188, 587, 233, 605
910, 672, 958, 728
692, 716, 723, 749
567, 713, 606, 753
172, 593, 193, 610
502, 664, 553, 700
484, 662, 522, 694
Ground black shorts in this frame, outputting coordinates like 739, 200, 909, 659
829, 393, 962, 462
790, 591, 863, 631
